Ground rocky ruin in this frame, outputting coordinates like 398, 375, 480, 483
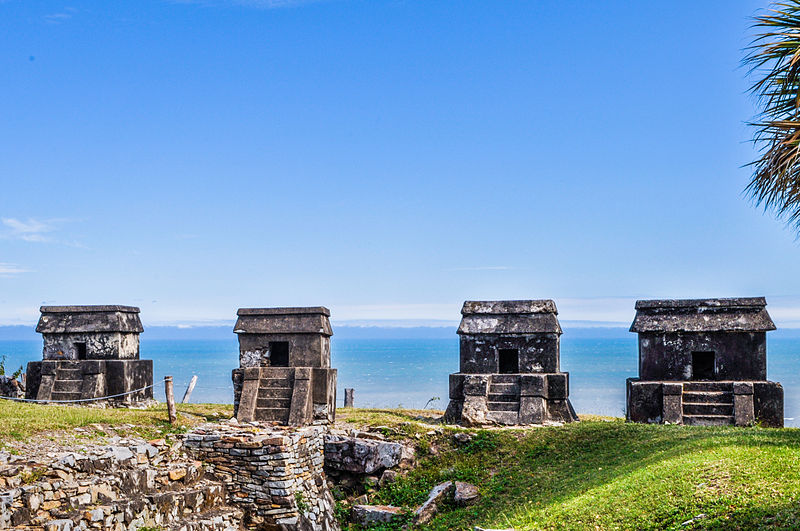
627, 297, 784, 427
184, 423, 338, 530
25, 306, 153, 406
231, 307, 337, 425
445, 300, 578, 426
0, 430, 242, 530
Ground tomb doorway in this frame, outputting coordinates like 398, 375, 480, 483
691, 351, 715, 380
270, 342, 290, 367
499, 348, 519, 374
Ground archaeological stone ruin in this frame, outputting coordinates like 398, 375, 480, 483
25, 305, 153, 405
445, 300, 578, 426
232, 307, 337, 425
627, 297, 784, 427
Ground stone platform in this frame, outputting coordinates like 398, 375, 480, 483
25, 359, 153, 405
445, 372, 578, 426
627, 379, 783, 427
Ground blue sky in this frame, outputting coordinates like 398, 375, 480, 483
2, 0, 800, 327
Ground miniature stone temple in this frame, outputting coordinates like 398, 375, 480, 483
25, 306, 153, 405
627, 298, 784, 427
445, 300, 578, 426
231, 307, 337, 425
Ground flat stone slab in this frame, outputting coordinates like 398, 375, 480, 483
414, 481, 454, 525
352, 504, 404, 525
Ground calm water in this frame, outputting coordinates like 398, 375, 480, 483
1, 337, 798, 426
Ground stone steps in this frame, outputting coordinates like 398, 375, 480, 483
487, 401, 518, 412
257, 397, 291, 409
260, 367, 294, 378
682, 391, 733, 404
257, 386, 293, 399
683, 381, 733, 392
254, 407, 290, 423
53, 379, 83, 393
487, 393, 518, 402
55, 368, 82, 380
683, 402, 734, 416
485, 411, 519, 425
683, 414, 734, 426
682, 380, 734, 425
50, 391, 82, 401
488, 383, 519, 395
488, 374, 520, 418
258, 377, 293, 389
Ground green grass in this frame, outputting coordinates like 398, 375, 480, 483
0, 400, 233, 441
339, 410, 800, 530
4, 404, 799, 529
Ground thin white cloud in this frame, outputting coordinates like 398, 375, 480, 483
0, 263, 31, 277
0, 218, 55, 242
446, 266, 515, 272
1, 217, 85, 248
44, 7, 76, 24
2, 217, 56, 242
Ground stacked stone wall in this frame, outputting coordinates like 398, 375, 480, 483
0, 437, 242, 530
184, 424, 338, 531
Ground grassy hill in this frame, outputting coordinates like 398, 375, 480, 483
337, 410, 800, 530
0, 402, 798, 529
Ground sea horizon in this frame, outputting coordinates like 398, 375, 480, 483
2, 332, 799, 427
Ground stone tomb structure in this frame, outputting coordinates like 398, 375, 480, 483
232, 307, 337, 425
627, 298, 784, 427
25, 305, 153, 405
445, 300, 578, 425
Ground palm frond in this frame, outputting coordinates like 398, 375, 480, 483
745, 1, 800, 229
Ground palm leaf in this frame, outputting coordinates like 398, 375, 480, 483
745, 1, 800, 228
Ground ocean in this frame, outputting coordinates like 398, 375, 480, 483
1, 337, 798, 427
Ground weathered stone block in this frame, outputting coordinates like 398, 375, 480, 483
546, 373, 568, 399
662, 393, 682, 424
734, 393, 755, 427
463, 375, 489, 396
449, 374, 465, 399
519, 374, 546, 397
626, 380, 663, 424
519, 396, 545, 424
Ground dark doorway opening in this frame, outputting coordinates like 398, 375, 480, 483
270, 342, 289, 367
692, 351, 715, 380
498, 348, 519, 374
75, 342, 87, 360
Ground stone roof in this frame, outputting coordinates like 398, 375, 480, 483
457, 300, 561, 335
234, 307, 333, 336
630, 297, 776, 333
36, 306, 143, 334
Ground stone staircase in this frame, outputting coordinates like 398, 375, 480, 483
486, 374, 521, 425
254, 367, 294, 423
682, 381, 735, 426
50, 361, 86, 401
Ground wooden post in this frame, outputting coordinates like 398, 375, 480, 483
165, 376, 177, 425
344, 388, 355, 408
182, 375, 198, 404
